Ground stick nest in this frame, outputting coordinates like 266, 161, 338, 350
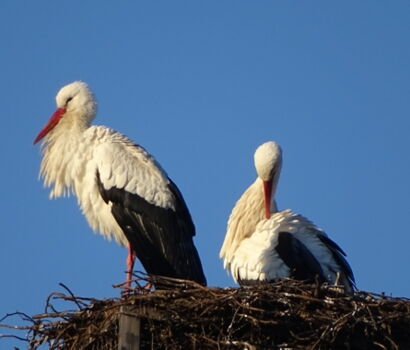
2, 274, 410, 349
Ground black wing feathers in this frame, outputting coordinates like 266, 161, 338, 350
96, 170, 207, 286
317, 234, 356, 286
276, 231, 326, 281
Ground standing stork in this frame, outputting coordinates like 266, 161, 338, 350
220, 141, 354, 293
33, 81, 207, 287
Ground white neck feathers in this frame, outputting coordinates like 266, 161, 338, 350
220, 178, 278, 264
39, 125, 86, 198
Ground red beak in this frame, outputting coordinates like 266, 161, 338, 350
263, 180, 273, 219
33, 108, 66, 145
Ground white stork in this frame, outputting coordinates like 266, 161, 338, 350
220, 141, 355, 293
33, 81, 207, 287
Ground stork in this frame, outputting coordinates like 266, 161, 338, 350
220, 141, 354, 293
33, 81, 207, 287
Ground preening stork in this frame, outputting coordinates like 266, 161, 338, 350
220, 141, 355, 293
33, 81, 207, 287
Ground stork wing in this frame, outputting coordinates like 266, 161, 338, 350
272, 210, 355, 293
94, 132, 206, 286
276, 231, 325, 281
317, 234, 356, 286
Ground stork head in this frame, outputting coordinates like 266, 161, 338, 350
33, 81, 97, 144
254, 141, 282, 219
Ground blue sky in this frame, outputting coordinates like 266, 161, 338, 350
1, 1, 410, 345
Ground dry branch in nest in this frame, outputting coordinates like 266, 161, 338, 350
2, 274, 410, 349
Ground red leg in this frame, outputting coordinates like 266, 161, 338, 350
126, 243, 136, 289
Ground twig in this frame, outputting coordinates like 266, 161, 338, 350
58, 283, 87, 310
373, 341, 388, 350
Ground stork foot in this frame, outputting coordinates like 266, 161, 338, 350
120, 280, 153, 297
122, 243, 136, 294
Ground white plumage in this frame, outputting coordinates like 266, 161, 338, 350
34, 81, 206, 286
220, 141, 354, 293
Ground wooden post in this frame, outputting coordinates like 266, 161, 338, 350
118, 306, 140, 350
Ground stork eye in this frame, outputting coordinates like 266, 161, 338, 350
66, 97, 73, 105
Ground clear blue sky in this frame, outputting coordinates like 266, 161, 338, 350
1, 1, 410, 345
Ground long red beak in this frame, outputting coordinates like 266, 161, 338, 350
33, 108, 66, 145
263, 179, 273, 219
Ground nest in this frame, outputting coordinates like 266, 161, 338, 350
2, 274, 410, 349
